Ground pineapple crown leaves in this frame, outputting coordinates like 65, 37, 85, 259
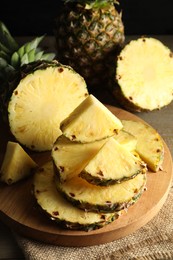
63, 0, 119, 9
0, 20, 56, 71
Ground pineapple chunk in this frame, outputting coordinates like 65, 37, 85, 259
80, 137, 147, 186
115, 37, 173, 111
52, 135, 107, 182
114, 130, 137, 152
60, 94, 123, 143
8, 62, 88, 151
33, 162, 120, 231
0, 141, 37, 185
56, 172, 146, 213
122, 120, 164, 172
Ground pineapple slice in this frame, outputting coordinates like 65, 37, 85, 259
8, 61, 88, 151
0, 141, 37, 185
122, 120, 164, 172
80, 137, 147, 186
114, 130, 137, 152
52, 135, 107, 182
33, 162, 120, 231
56, 172, 146, 213
114, 37, 173, 111
60, 94, 123, 143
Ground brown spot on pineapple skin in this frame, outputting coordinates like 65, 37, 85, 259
71, 135, 76, 140
157, 149, 161, 153
97, 171, 104, 177
54, 147, 58, 151
53, 211, 59, 216
14, 90, 18, 95
70, 192, 75, 197
59, 166, 65, 173
129, 96, 133, 101
58, 67, 64, 73
169, 52, 173, 58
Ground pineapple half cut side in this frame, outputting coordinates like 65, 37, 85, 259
8, 61, 88, 151
114, 37, 173, 112
122, 120, 164, 172
33, 162, 121, 231
56, 172, 147, 213
0, 141, 37, 184
60, 94, 123, 143
80, 137, 147, 186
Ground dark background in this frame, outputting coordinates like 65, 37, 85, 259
1, 0, 173, 36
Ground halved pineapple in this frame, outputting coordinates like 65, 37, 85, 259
114, 37, 173, 111
56, 172, 146, 213
80, 137, 147, 186
0, 141, 37, 184
122, 120, 164, 172
52, 135, 107, 182
60, 94, 123, 143
114, 130, 137, 152
33, 162, 120, 231
8, 61, 88, 151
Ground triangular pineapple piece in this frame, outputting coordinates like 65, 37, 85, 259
80, 137, 147, 186
33, 161, 120, 231
60, 94, 123, 143
114, 130, 137, 152
122, 120, 164, 172
56, 171, 146, 213
52, 135, 107, 182
0, 141, 37, 184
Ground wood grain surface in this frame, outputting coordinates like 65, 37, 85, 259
0, 105, 172, 247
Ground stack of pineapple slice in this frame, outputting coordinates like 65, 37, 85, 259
33, 95, 149, 231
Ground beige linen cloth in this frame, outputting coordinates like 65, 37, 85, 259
15, 100, 173, 260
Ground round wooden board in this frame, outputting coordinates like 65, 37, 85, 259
0, 105, 172, 247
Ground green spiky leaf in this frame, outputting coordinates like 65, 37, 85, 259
64, 0, 119, 8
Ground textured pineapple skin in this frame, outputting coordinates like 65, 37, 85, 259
0, 141, 37, 185
33, 161, 120, 231
55, 3, 125, 91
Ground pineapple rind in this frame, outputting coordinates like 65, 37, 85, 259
52, 135, 107, 182
80, 137, 147, 186
115, 37, 173, 111
8, 62, 88, 151
56, 172, 147, 213
60, 94, 123, 143
122, 120, 164, 172
0, 141, 37, 185
33, 161, 120, 231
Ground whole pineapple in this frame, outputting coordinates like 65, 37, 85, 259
55, 0, 125, 93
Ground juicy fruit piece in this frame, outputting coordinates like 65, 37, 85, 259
8, 61, 88, 151
33, 161, 120, 231
55, 0, 124, 91
56, 172, 146, 213
122, 120, 164, 172
52, 135, 107, 182
60, 94, 123, 143
80, 137, 147, 186
114, 130, 137, 152
0, 141, 37, 185
114, 37, 173, 112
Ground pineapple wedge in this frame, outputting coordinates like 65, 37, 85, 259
8, 61, 88, 151
114, 37, 173, 112
52, 135, 107, 182
60, 94, 123, 143
122, 120, 164, 172
33, 162, 120, 231
114, 130, 137, 152
0, 141, 37, 185
56, 172, 146, 213
80, 137, 147, 186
